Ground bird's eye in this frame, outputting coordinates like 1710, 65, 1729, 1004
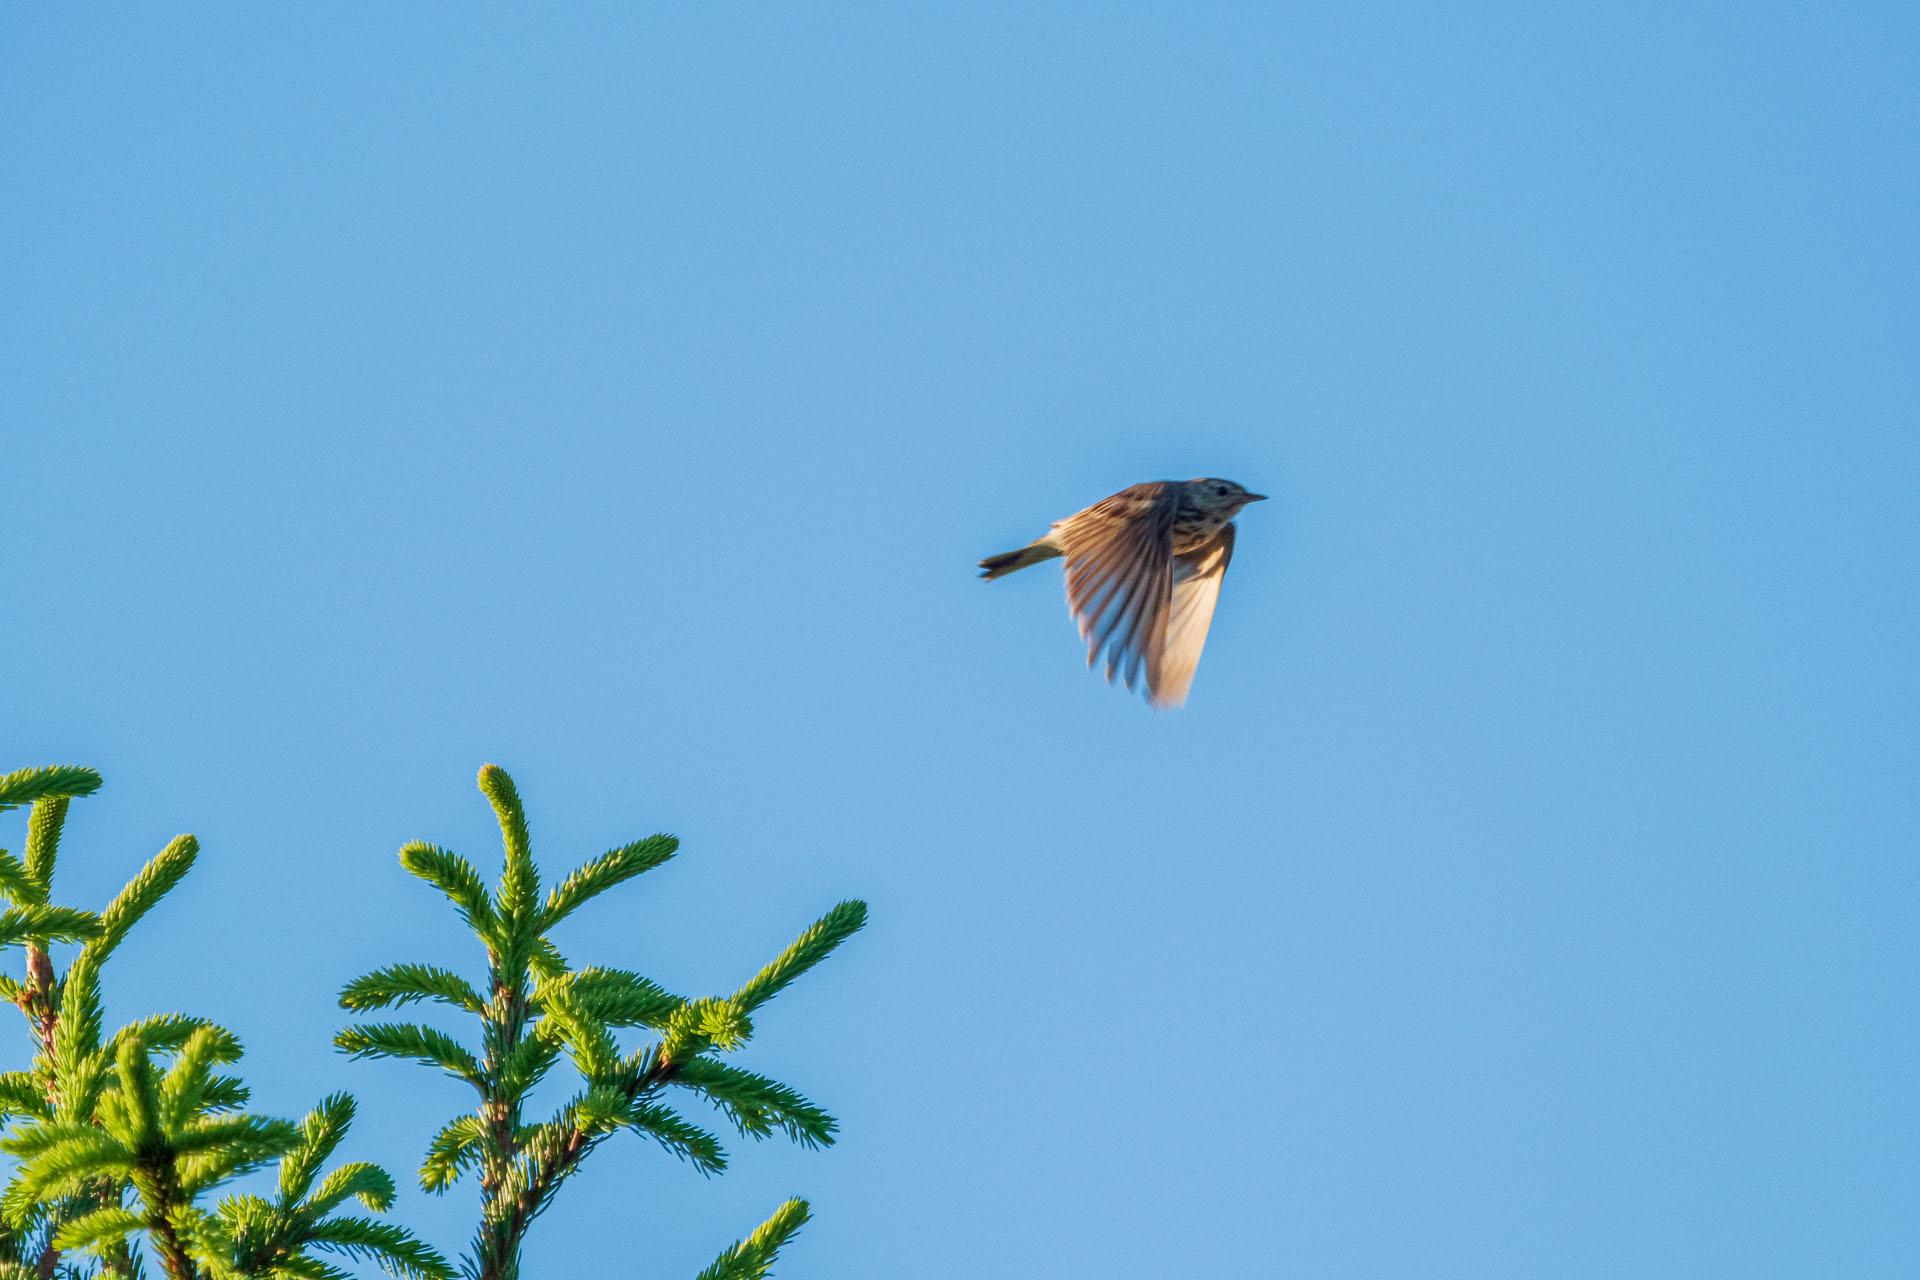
1215, 486, 1228, 496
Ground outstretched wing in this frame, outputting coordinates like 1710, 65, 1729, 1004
1055, 482, 1181, 695
1150, 522, 1236, 708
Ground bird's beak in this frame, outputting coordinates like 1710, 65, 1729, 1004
1243, 493, 1268, 502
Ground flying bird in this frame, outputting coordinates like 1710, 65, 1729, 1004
979, 478, 1265, 707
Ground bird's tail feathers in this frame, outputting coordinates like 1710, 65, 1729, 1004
978, 539, 1064, 580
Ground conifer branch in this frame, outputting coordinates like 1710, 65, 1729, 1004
95, 836, 198, 962
419, 1116, 489, 1194
661, 998, 753, 1065
490, 1032, 561, 1101
0, 852, 32, 906
49, 1206, 143, 1256
188, 1095, 454, 1280
542, 967, 682, 1029
0, 1119, 77, 1161
527, 935, 568, 983
158, 1026, 244, 1131
110, 1036, 161, 1141
672, 1060, 837, 1149
0, 906, 98, 950
534, 993, 618, 1083
622, 1103, 726, 1175
53, 952, 108, 1079
539, 836, 676, 931
275, 1093, 355, 1206
692, 1199, 811, 1280
731, 901, 868, 1014
305, 1162, 394, 1216
301, 1265, 357, 1280
337, 765, 861, 1280
0, 767, 442, 1280
334, 1025, 484, 1087
476, 766, 537, 928
0, 1180, 46, 1239
194, 1075, 251, 1115
567, 1085, 632, 1133
339, 964, 486, 1014
0, 767, 102, 813
306, 1215, 455, 1280
0, 1073, 47, 1122
397, 844, 499, 940
4, 1128, 133, 1203
21, 798, 71, 905
167, 1113, 298, 1163
107, 1015, 242, 1064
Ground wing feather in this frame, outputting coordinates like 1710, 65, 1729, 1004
1056, 483, 1179, 694
1150, 523, 1237, 708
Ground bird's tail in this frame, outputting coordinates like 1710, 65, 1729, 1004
978, 539, 1064, 580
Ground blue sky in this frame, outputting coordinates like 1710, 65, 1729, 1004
4, 5, 1916, 1277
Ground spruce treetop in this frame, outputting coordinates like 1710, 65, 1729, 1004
337, 764, 866, 1280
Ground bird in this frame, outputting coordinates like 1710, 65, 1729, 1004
979, 478, 1266, 707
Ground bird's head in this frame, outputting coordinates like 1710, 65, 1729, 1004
1187, 478, 1268, 515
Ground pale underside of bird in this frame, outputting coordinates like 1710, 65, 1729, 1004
979, 477, 1265, 708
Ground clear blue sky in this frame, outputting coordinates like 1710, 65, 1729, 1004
4, 5, 1916, 1277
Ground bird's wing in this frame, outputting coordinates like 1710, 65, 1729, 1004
1055, 482, 1180, 694
1150, 522, 1236, 708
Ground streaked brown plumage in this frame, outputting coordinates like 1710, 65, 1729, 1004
979, 478, 1265, 707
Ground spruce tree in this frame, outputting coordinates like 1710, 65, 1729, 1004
336, 765, 865, 1280
0, 766, 450, 1280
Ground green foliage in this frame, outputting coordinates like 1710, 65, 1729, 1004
51, 837, 203, 1106
335, 1024, 484, 1087
338, 964, 485, 1015
337, 764, 865, 1280
488, 1031, 560, 1102
540, 836, 677, 931
0, 766, 102, 813
535, 990, 620, 1082
732, 899, 870, 1014
546, 967, 681, 1029
8, 982, 449, 1280
693, 1199, 811, 1280
0, 906, 99, 950
109, 1017, 243, 1062
24, 799, 71, 907
0, 1075, 47, 1124
673, 1060, 836, 1150
0, 759, 861, 1280
476, 767, 535, 930
0, 854, 36, 908
55, 1206, 145, 1254
396, 845, 497, 942
418, 1118, 488, 1194
0, 768, 186, 1276
3, 1026, 302, 1274
0, 769, 103, 938
660, 997, 753, 1065
620, 1102, 726, 1174
0, 767, 443, 1280
275, 1095, 358, 1206
177, 1093, 456, 1280
95, 836, 199, 961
